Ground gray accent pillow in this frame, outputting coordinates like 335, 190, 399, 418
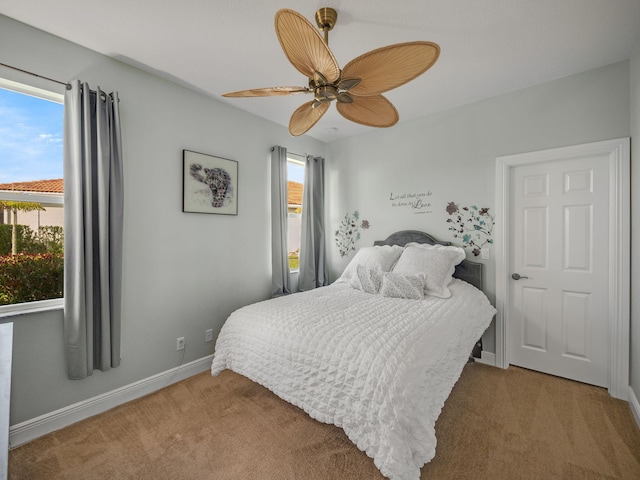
380, 273, 425, 300
350, 265, 383, 294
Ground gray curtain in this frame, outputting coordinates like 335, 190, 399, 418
271, 146, 291, 296
298, 155, 328, 291
63, 80, 124, 380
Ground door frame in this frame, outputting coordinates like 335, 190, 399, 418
494, 138, 630, 399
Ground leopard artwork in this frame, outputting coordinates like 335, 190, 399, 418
190, 163, 232, 207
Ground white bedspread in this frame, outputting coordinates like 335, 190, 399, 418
211, 280, 496, 480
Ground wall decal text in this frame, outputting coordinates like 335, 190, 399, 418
389, 191, 433, 214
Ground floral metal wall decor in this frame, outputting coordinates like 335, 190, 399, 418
445, 202, 494, 256
335, 210, 370, 257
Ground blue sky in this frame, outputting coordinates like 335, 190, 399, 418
288, 161, 304, 184
0, 86, 64, 184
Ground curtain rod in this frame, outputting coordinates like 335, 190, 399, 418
0, 62, 71, 90
0, 63, 118, 101
270, 147, 307, 159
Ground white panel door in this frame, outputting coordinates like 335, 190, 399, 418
509, 155, 610, 387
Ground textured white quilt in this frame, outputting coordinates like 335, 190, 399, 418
211, 280, 496, 480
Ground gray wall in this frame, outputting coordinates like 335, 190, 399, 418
325, 61, 631, 354
1, 14, 325, 425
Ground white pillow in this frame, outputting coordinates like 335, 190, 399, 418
380, 273, 425, 300
392, 244, 465, 298
350, 265, 383, 294
337, 245, 403, 282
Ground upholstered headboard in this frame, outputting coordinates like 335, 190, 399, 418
373, 230, 484, 291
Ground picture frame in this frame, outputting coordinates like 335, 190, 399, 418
183, 150, 238, 215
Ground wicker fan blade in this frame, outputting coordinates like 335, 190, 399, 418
342, 41, 440, 96
336, 94, 398, 128
222, 86, 309, 97
289, 100, 330, 136
275, 9, 340, 83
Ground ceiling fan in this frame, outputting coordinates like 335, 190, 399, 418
222, 8, 440, 136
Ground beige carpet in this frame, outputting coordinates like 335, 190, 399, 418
9, 363, 640, 479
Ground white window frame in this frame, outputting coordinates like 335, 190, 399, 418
0, 78, 65, 319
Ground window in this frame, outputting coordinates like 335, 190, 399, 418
287, 157, 305, 271
0, 79, 64, 312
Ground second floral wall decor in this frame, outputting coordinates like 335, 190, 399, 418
445, 202, 494, 256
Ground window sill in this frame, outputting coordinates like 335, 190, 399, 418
0, 298, 63, 322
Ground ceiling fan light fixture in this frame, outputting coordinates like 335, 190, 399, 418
338, 78, 361, 91
336, 93, 353, 104
316, 85, 339, 101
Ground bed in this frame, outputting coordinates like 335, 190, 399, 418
211, 230, 496, 480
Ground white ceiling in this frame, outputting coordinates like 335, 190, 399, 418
2, 0, 640, 142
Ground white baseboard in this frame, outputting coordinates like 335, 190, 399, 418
629, 386, 640, 430
9, 354, 213, 449
475, 351, 496, 367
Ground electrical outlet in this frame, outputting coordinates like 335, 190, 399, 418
481, 247, 490, 260
176, 337, 185, 351
205, 329, 213, 342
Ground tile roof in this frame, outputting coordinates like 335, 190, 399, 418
0, 178, 64, 193
288, 181, 303, 206
1, 178, 296, 203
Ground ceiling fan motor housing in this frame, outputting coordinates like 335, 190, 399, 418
315, 8, 337, 31
316, 85, 338, 102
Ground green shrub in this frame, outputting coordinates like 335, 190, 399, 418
0, 253, 64, 305
15, 225, 47, 254
0, 225, 10, 255
37, 226, 64, 255
0, 224, 43, 254
288, 252, 299, 270
0, 224, 64, 255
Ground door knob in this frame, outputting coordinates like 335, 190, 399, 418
511, 273, 529, 280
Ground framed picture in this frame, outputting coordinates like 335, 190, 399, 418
183, 150, 238, 215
